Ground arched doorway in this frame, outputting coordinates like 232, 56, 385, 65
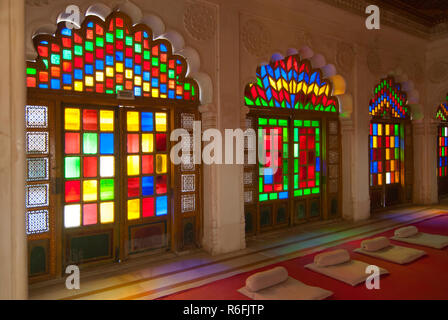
243, 54, 342, 235
368, 76, 413, 211
25, 10, 202, 282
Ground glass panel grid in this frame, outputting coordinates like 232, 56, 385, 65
293, 119, 320, 197
63, 106, 115, 228
438, 125, 448, 177
126, 110, 168, 220
258, 117, 289, 202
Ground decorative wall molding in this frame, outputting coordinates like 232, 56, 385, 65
428, 61, 448, 84
317, 0, 448, 39
184, 0, 217, 41
241, 19, 271, 57
336, 42, 355, 74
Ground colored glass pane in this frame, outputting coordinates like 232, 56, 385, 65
127, 199, 140, 220
100, 202, 114, 223
65, 132, 80, 154
142, 155, 153, 174
142, 176, 154, 196
83, 203, 97, 225
83, 180, 98, 201
100, 110, 114, 131
65, 180, 81, 203
83, 109, 98, 130
100, 156, 115, 177
141, 112, 153, 131
100, 133, 114, 154
142, 197, 154, 217
141, 134, 153, 153
127, 177, 140, 197
83, 133, 98, 154
127, 134, 139, 153
64, 204, 81, 228
156, 133, 167, 151
65, 156, 80, 178
155, 154, 167, 174
127, 155, 140, 175
156, 196, 167, 216
155, 113, 167, 131
156, 175, 167, 194
65, 108, 80, 130
83, 156, 97, 177
127, 111, 139, 131
100, 179, 114, 201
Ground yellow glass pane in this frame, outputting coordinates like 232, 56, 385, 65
156, 154, 167, 174
100, 110, 114, 131
83, 180, 98, 202
155, 112, 167, 132
385, 124, 390, 136
378, 174, 382, 186
74, 81, 83, 92
96, 72, 104, 82
143, 82, 150, 92
378, 124, 382, 136
127, 199, 140, 220
65, 108, 80, 130
373, 136, 377, 148
86, 76, 94, 86
395, 171, 400, 183
390, 136, 395, 148
125, 69, 133, 79
100, 202, 114, 223
106, 67, 114, 77
142, 134, 154, 153
385, 149, 390, 160
390, 160, 395, 172
127, 155, 140, 175
116, 63, 123, 73
127, 111, 140, 132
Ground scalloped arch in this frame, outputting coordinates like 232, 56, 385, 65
27, 3, 213, 105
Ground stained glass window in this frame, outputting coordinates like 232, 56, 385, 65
293, 120, 321, 196
369, 77, 409, 119
258, 118, 289, 202
63, 106, 115, 228
438, 126, 448, 177
436, 100, 448, 178
244, 54, 338, 112
369, 123, 402, 186
26, 13, 199, 102
126, 110, 168, 220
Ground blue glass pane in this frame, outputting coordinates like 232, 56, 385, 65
279, 192, 288, 199
125, 58, 132, 68
106, 55, 114, 66
141, 112, 153, 132
51, 79, 60, 89
95, 60, 104, 70
100, 133, 114, 154
142, 176, 154, 196
85, 64, 93, 75
63, 74, 72, 84
156, 196, 167, 216
116, 51, 123, 61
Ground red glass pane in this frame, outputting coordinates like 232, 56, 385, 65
142, 155, 153, 174
83, 203, 97, 225
156, 134, 167, 152
156, 176, 167, 194
27, 77, 36, 87
307, 135, 315, 149
83, 156, 98, 178
300, 167, 307, 180
299, 135, 306, 149
86, 53, 94, 63
74, 57, 83, 68
128, 177, 140, 197
38, 46, 48, 57
127, 134, 139, 153
65, 180, 81, 203
308, 166, 315, 179
65, 132, 80, 154
142, 197, 154, 217
83, 109, 98, 130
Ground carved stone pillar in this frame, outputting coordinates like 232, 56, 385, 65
340, 118, 355, 220
0, 0, 28, 299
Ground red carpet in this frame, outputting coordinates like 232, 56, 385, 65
161, 213, 448, 300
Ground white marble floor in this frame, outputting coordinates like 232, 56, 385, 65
28, 204, 448, 300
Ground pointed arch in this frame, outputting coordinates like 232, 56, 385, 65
369, 76, 410, 120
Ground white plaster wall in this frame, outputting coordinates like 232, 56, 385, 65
23, 0, 431, 255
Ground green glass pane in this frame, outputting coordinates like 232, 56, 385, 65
62, 49, 72, 60
259, 177, 263, 192
100, 179, 114, 201
65, 157, 80, 178
304, 188, 311, 195
294, 159, 298, 173
27, 67, 37, 75
160, 63, 167, 73
283, 128, 288, 141
258, 118, 267, 126
269, 193, 278, 200
83, 133, 98, 154
268, 119, 277, 126
106, 33, 114, 43
51, 54, 60, 65
96, 37, 104, 47
312, 120, 319, 127
304, 120, 311, 127
168, 70, 175, 79
294, 128, 298, 142
152, 57, 158, 66
312, 187, 320, 194
278, 119, 288, 127
125, 36, 133, 46
294, 120, 302, 127
135, 43, 142, 53
316, 143, 320, 156
259, 194, 268, 201
85, 41, 93, 51
42, 59, 48, 69
74, 45, 83, 56
116, 29, 124, 39
143, 51, 150, 59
